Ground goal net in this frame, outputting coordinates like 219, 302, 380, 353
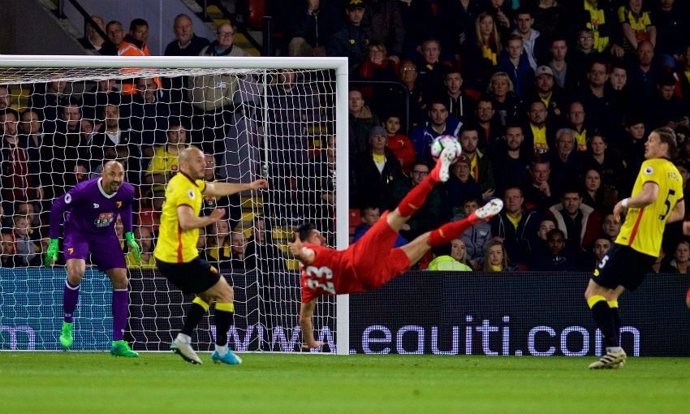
0, 55, 349, 354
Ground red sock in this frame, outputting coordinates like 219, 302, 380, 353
397, 177, 436, 217
428, 219, 473, 247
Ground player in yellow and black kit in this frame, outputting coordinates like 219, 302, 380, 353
585, 127, 685, 369
154, 146, 267, 365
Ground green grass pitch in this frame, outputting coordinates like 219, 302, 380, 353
1, 353, 688, 413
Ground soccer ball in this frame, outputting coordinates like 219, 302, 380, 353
430, 135, 462, 159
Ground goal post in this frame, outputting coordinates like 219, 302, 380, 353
0, 55, 350, 354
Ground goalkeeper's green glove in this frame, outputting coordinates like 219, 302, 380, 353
44, 239, 59, 267
125, 231, 142, 264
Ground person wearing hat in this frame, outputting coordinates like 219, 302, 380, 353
352, 125, 402, 209
327, 0, 371, 71
525, 64, 567, 121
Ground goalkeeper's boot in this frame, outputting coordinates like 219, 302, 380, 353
430, 145, 459, 183
171, 335, 203, 365
110, 340, 139, 358
211, 348, 243, 366
468, 198, 504, 224
59, 321, 74, 350
588, 348, 627, 369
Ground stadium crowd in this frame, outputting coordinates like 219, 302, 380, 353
2, 0, 690, 281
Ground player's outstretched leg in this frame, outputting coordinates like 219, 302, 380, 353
468, 198, 504, 223
111, 340, 139, 358
59, 321, 73, 350
171, 333, 203, 365
429, 143, 460, 183
428, 198, 503, 247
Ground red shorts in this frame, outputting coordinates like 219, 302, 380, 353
349, 212, 411, 290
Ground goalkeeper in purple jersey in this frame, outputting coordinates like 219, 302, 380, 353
45, 161, 141, 357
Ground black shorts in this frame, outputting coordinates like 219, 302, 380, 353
156, 257, 221, 294
592, 244, 656, 291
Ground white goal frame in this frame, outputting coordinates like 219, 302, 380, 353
0, 55, 351, 355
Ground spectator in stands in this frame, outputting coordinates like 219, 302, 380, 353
245, 215, 284, 274
617, 0, 656, 56
573, 0, 624, 57
497, 34, 534, 98
446, 154, 483, 218
533, 0, 565, 44
654, 0, 686, 70
649, 73, 689, 129
591, 236, 612, 266
358, 42, 400, 116
484, 0, 513, 38
1, 109, 37, 213
409, 99, 461, 163
583, 132, 627, 192
203, 218, 233, 271
12, 215, 39, 267
442, 67, 476, 125
523, 99, 555, 156
582, 167, 618, 215
18, 109, 51, 204
352, 126, 402, 208
228, 231, 253, 273
565, 101, 590, 152
438, 0, 482, 65
416, 39, 449, 101
458, 125, 495, 198
546, 36, 578, 93
428, 238, 473, 271
0, 85, 11, 110
533, 217, 557, 257
164, 14, 210, 56
482, 239, 513, 272
118, 19, 156, 95
129, 77, 172, 150
347, 88, 378, 164
619, 117, 648, 192
91, 104, 138, 177
459, 197, 492, 270
14, 201, 43, 242
327, 0, 371, 72
144, 120, 187, 210
201, 153, 241, 232
28, 79, 69, 133
491, 186, 542, 268
627, 40, 662, 110
459, 11, 501, 91
352, 205, 407, 246
523, 157, 556, 211
100, 20, 124, 55
661, 240, 690, 274
531, 228, 577, 271
81, 78, 122, 121
547, 187, 602, 255
486, 72, 523, 127
79, 15, 106, 52
577, 58, 619, 137
0, 230, 17, 267
512, 8, 545, 71
601, 212, 622, 240
526, 65, 566, 122
384, 114, 415, 174
288, 0, 340, 57
397, 60, 425, 127
364, 0, 405, 60
383, 160, 444, 241
491, 123, 531, 194
549, 128, 583, 190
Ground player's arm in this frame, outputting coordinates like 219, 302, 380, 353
614, 182, 658, 220
288, 233, 315, 265
299, 299, 324, 349
177, 205, 225, 230
202, 179, 267, 198
666, 198, 685, 224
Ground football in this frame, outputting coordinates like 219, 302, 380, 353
430, 135, 462, 159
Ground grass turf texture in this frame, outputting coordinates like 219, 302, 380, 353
1, 353, 688, 413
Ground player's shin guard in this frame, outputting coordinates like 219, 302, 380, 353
63, 280, 80, 323
181, 296, 209, 337
214, 302, 235, 346
112, 289, 129, 341
397, 177, 436, 217
428, 219, 473, 247
588, 295, 618, 348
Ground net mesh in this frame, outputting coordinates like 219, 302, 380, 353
0, 64, 339, 352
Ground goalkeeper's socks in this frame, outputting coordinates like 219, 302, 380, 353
428, 219, 473, 247
112, 289, 128, 341
63, 280, 80, 323
397, 177, 435, 217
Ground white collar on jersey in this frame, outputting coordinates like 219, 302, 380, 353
97, 177, 118, 199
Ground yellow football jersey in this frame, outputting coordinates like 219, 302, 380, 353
616, 158, 683, 257
154, 172, 206, 263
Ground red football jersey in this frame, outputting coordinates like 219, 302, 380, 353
300, 244, 367, 303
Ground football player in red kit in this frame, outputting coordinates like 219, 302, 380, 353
289, 145, 503, 349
